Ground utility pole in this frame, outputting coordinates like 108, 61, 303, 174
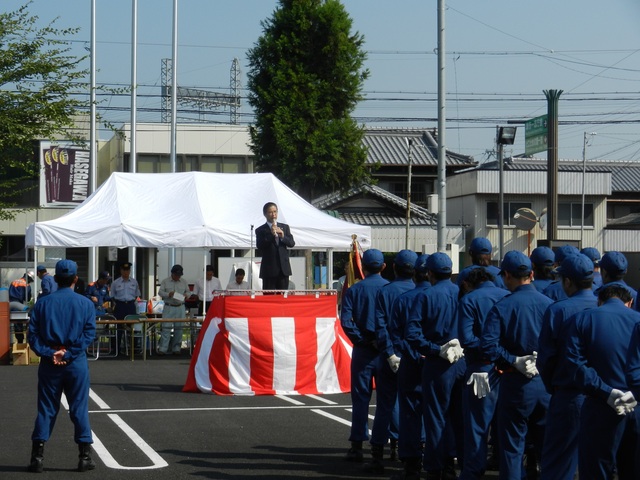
544, 89, 562, 242
405, 139, 413, 250
436, 0, 447, 252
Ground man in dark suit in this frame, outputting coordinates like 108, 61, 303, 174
256, 202, 295, 290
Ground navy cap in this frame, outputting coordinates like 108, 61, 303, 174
171, 264, 184, 276
121, 262, 132, 270
363, 249, 384, 268
600, 251, 628, 275
55, 259, 78, 278
394, 249, 418, 268
36, 265, 46, 272
530, 246, 555, 266
500, 250, 532, 276
414, 254, 430, 274
98, 271, 111, 279
554, 245, 580, 263
426, 252, 452, 274
470, 237, 492, 255
554, 253, 594, 281
580, 247, 601, 265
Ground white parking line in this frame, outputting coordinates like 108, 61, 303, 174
91, 414, 169, 470
311, 409, 352, 427
312, 409, 372, 436
306, 394, 338, 405
275, 394, 306, 405
62, 390, 168, 470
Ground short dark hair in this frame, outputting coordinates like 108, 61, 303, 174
466, 267, 495, 289
55, 274, 76, 288
365, 264, 384, 275
394, 263, 415, 279
534, 264, 555, 280
430, 270, 452, 281
263, 202, 278, 215
471, 253, 491, 267
236, 268, 245, 276
571, 277, 594, 291
598, 284, 632, 304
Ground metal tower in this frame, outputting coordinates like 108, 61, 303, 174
160, 58, 241, 124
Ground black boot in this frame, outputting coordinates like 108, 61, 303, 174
363, 443, 385, 474
78, 443, 96, 472
27, 441, 45, 473
389, 456, 422, 480
389, 438, 398, 461
345, 441, 363, 462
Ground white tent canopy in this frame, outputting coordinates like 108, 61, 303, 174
25, 172, 371, 250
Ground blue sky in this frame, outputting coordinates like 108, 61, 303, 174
5, 0, 640, 163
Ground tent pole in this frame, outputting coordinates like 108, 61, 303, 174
327, 249, 333, 290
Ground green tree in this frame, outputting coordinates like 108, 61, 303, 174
0, 3, 89, 221
247, 0, 371, 200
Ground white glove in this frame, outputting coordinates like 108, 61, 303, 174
513, 353, 538, 378
614, 391, 637, 415
387, 354, 401, 373
607, 389, 626, 414
467, 372, 490, 399
525, 351, 539, 377
439, 339, 464, 364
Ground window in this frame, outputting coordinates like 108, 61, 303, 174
487, 202, 533, 226
390, 181, 430, 204
558, 202, 594, 227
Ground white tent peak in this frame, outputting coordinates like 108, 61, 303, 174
25, 171, 371, 250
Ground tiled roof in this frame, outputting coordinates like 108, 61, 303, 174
475, 157, 640, 193
313, 183, 436, 227
363, 128, 476, 168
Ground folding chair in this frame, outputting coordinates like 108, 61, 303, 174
123, 314, 154, 357
88, 314, 117, 360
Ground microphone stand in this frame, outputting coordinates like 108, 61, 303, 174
249, 224, 254, 290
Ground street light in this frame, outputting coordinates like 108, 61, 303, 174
497, 126, 517, 261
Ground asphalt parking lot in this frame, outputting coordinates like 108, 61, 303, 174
0, 354, 402, 479
0, 353, 506, 479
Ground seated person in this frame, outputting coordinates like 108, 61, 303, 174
226, 268, 250, 295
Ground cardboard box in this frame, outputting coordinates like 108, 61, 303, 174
29, 348, 40, 365
12, 343, 30, 366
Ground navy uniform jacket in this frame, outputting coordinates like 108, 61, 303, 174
543, 281, 568, 302
39, 273, 57, 298
375, 277, 416, 358
406, 279, 460, 358
28, 287, 96, 363
388, 281, 431, 360
537, 289, 598, 392
85, 281, 112, 314
625, 322, 640, 399
9, 278, 31, 303
341, 273, 389, 347
458, 280, 509, 364
256, 222, 295, 278
532, 278, 553, 293
564, 298, 640, 400
481, 283, 553, 368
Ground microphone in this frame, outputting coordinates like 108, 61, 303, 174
273, 220, 278, 238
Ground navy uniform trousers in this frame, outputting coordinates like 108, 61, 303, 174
32, 356, 92, 444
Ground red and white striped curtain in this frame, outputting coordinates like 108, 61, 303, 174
184, 294, 352, 395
